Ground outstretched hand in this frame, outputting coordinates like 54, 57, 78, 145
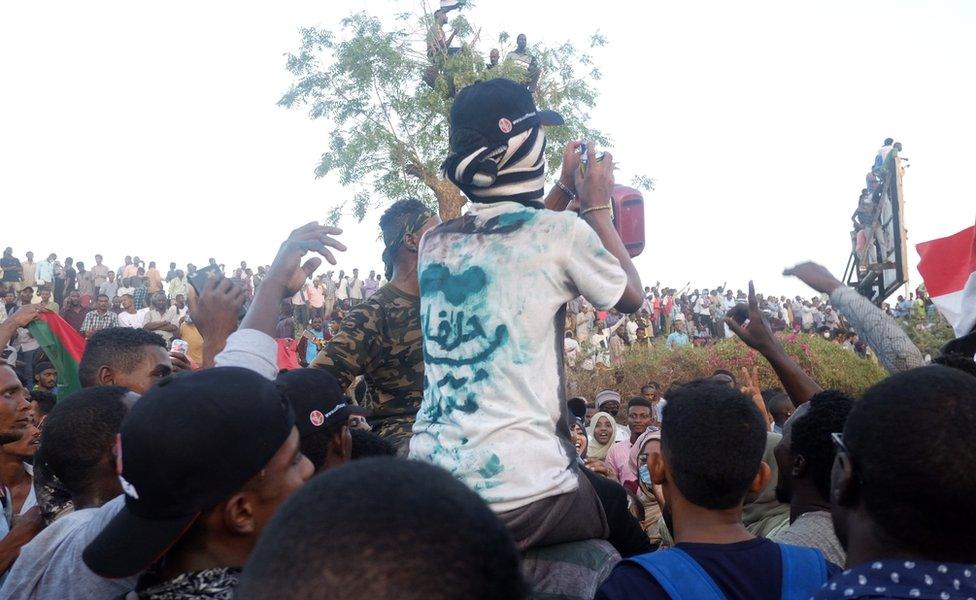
783, 262, 843, 295
740, 365, 772, 429
236, 222, 347, 341
264, 222, 346, 298
7, 305, 48, 329
724, 281, 777, 354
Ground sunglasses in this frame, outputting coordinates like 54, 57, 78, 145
831, 432, 864, 484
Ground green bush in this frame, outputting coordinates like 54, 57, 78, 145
567, 334, 888, 402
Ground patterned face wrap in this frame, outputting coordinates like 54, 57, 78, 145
381, 209, 434, 280
441, 126, 547, 208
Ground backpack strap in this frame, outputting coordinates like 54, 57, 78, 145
626, 548, 727, 600
778, 543, 828, 600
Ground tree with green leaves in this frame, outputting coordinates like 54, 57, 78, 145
279, 4, 616, 221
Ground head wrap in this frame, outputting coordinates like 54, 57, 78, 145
380, 208, 434, 281
629, 427, 662, 475
595, 389, 622, 409
441, 126, 547, 208
586, 412, 618, 461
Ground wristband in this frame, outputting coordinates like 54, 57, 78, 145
580, 203, 612, 217
555, 180, 576, 200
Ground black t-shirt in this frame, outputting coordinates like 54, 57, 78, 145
0, 256, 22, 282
596, 538, 841, 600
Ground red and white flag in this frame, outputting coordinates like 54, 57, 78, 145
916, 224, 976, 337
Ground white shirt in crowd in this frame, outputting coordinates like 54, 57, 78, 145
348, 277, 363, 300
410, 201, 627, 513
143, 306, 180, 343
335, 277, 349, 300
0, 496, 135, 600
118, 308, 148, 329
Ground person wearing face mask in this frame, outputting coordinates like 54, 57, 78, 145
631, 428, 664, 545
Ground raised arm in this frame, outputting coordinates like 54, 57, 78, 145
214, 223, 345, 378
575, 143, 644, 313
784, 262, 924, 373
725, 281, 823, 406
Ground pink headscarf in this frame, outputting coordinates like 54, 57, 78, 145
629, 427, 662, 474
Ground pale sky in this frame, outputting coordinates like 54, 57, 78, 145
2, 1, 974, 297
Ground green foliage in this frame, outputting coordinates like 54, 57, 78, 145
568, 334, 888, 401
898, 311, 955, 357
280, 6, 611, 218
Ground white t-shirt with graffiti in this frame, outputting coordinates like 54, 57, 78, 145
410, 201, 627, 513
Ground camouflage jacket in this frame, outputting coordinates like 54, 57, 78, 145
311, 284, 424, 419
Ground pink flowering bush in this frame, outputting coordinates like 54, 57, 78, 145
568, 334, 887, 402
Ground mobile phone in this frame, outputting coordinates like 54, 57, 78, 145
188, 264, 222, 298
188, 264, 248, 320
576, 143, 606, 175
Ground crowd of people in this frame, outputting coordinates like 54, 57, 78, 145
562, 278, 943, 372
0, 77, 973, 600
851, 137, 908, 272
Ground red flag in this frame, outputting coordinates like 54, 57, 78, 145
916, 225, 976, 336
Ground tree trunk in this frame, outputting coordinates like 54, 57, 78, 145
429, 178, 467, 221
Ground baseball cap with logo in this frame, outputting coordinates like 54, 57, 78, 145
82, 367, 295, 579
275, 368, 351, 437
448, 78, 564, 155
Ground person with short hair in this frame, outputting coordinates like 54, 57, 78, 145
141, 292, 179, 344
98, 271, 119, 303
80, 368, 314, 599
116, 294, 146, 329
79, 294, 118, 339
36, 288, 58, 312
605, 397, 657, 488
275, 368, 351, 474
763, 389, 794, 434
21, 252, 37, 290
89, 256, 109, 291
28, 391, 56, 428
77, 327, 171, 394
130, 268, 149, 311
0, 386, 132, 600
768, 390, 852, 566
350, 429, 397, 459
145, 262, 162, 295
812, 366, 976, 599
1, 249, 23, 292
598, 380, 835, 600
0, 412, 40, 518
0, 361, 35, 562
666, 319, 690, 350
311, 199, 439, 452
167, 269, 187, 300
640, 382, 667, 424
59, 291, 89, 334
236, 458, 524, 600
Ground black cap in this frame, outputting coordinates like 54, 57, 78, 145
275, 369, 351, 438
449, 78, 564, 154
83, 367, 294, 579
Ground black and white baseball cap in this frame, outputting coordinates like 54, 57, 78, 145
448, 78, 564, 154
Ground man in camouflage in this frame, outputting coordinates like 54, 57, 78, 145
311, 199, 439, 453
